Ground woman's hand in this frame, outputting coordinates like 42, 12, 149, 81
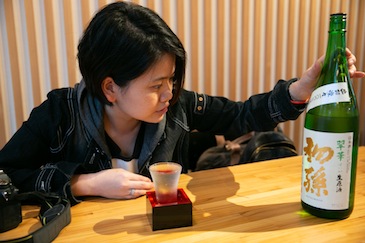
289, 48, 365, 102
71, 168, 154, 199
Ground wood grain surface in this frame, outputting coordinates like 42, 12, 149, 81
2, 147, 365, 242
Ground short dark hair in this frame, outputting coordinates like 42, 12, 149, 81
77, 2, 186, 105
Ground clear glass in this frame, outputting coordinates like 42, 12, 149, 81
149, 162, 182, 205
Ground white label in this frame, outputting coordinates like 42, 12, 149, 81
307, 83, 350, 112
301, 128, 353, 210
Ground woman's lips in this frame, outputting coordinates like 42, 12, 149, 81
157, 106, 168, 114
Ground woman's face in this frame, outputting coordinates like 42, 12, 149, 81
111, 54, 176, 123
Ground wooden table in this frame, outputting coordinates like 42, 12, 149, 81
2, 147, 365, 242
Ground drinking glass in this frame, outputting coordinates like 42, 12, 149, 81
149, 162, 182, 204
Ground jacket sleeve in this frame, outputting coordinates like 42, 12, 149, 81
0, 90, 82, 205
180, 78, 305, 140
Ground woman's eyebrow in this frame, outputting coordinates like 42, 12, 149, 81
152, 73, 175, 82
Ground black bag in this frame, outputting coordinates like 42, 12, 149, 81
242, 130, 297, 163
194, 129, 297, 171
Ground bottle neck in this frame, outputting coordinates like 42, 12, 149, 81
324, 14, 347, 66
324, 30, 346, 63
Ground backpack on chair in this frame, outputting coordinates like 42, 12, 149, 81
194, 128, 297, 171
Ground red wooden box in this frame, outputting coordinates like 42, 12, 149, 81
146, 188, 192, 231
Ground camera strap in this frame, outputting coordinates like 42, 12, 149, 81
1, 192, 71, 243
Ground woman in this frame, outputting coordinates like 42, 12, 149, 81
0, 2, 363, 205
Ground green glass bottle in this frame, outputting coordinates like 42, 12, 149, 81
301, 13, 359, 219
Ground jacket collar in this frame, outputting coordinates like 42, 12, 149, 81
76, 80, 111, 156
138, 116, 166, 170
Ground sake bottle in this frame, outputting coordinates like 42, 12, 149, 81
301, 13, 359, 219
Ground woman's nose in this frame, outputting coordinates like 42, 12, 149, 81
160, 88, 173, 102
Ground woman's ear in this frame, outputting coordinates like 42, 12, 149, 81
101, 77, 117, 103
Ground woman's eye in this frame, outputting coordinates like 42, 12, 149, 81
152, 84, 162, 89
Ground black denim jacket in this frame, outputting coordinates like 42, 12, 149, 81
0, 79, 304, 204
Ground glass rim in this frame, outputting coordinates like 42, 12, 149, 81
149, 161, 182, 171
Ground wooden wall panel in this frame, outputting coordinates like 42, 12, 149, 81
1, 0, 365, 152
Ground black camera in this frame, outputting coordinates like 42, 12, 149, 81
0, 170, 22, 232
